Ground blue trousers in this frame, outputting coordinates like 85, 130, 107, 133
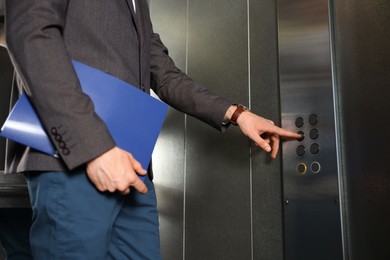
26, 171, 161, 260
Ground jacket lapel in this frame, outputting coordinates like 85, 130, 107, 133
124, 0, 144, 49
124, 0, 139, 34
134, 0, 145, 48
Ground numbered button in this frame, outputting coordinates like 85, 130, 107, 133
310, 143, 320, 154
309, 114, 318, 125
296, 145, 306, 156
309, 129, 319, 139
297, 131, 305, 142
295, 117, 304, 128
297, 163, 307, 174
311, 162, 321, 173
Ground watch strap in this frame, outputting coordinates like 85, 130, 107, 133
230, 104, 249, 126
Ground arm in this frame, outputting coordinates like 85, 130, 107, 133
149, 31, 300, 157
148, 29, 300, 158
150, 32, 232, 131
5, 0, 115, 169
224, 105, 301, 158
5, 0, 147, 194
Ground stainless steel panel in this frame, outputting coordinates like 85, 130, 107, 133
331, 1, 390, 259
250, 1, 285, 259
185, 0, 251, 259
149, 1, 187, 259
278, 0, 343, 259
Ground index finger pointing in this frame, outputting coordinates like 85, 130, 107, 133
272, 126, 302, 139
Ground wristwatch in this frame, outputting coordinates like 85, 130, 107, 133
230, 104, 250, 126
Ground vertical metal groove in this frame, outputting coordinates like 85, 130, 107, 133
182, 1, 190, 259
247, 0, 254, 259
327, 1, 347, 259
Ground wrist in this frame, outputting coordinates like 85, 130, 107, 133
228, 104, 250, 126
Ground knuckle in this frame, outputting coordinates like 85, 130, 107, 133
116, 181, 130, 192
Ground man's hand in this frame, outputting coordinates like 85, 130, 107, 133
86, 147, 148, 194
225, 105, 301, 159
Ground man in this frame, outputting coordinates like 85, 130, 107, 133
5, 0, 300, 259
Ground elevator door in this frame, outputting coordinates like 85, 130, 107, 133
331, 1, 390, 259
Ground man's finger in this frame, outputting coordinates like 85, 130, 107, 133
121, 187, 131, 195
270, 134, 280, 159
272, 126, 302, 139
130, 179, 148, 194
251, 133, 271, 153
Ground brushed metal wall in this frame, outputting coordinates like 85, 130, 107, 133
331, 1, 390, 259
150, 0, 283, 259
278, 0, 343, 259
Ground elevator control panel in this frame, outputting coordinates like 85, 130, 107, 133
293, 114, 321, 175
278, 0, 343, 258
282, 112, 337, 184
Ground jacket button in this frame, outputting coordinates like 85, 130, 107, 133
62, 148, 70, 155
51, 127, 57, 135
59, 141, 66, 148
55, 134, 62, 142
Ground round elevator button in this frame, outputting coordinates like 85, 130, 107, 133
311, 162, 321, 173
309, 114, 318, 125
310, 143, 320, 154
297, 163, 307, 174
309, 129, 319, 139
296, 145, 305, 156
297, 131, 305, 142
295, 117, 304, 128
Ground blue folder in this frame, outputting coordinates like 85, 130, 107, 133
0, 60, 168, 180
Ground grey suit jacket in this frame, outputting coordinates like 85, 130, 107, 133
5, 0, 231, 173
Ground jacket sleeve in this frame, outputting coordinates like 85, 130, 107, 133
5, 0, 116, 170
149, 32, 232, 131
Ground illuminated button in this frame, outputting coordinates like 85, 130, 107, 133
295, 117, 304, 128
296, 145, 305, 156
310, 143, 320, 154
311, 162, 321, 173
309, 114, 318, 125
297, 163, 307, 174
297, 131, 305, 142
309, 129, 319, 139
